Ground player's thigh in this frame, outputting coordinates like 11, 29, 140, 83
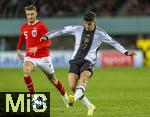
39, 62, 57, 85
80, 60, 94, 78
38, 57, 54, 76
23, 61, 35, 73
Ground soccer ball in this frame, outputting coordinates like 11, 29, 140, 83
32, 95, 46, 110
68, 95, 74, 106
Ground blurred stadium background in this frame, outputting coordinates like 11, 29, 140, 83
0, 0, 150, 117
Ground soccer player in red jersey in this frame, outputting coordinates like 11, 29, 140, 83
17, 5, 69, 107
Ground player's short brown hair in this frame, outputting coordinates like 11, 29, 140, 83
24, 5, 37, 11
84, 11, 96, 21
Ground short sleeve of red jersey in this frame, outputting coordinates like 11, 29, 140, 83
17, 26, 25, 50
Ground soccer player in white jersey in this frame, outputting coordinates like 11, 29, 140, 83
40, 11, 136, 116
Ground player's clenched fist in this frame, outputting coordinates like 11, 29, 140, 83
40, 36, 48, 42
124, 51, 136, 56
17, 50, 24, 59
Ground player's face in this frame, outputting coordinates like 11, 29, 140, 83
25, 10, 37, 24
84, 21, 96, 31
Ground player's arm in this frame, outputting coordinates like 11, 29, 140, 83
37, 40, 51, 49
101, 31, 136, 56
17, 31, 25, 59
37, 22, 52, 49
28, 40, 51, 55
40, 26, 75, 42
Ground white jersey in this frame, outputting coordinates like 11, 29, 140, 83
45, 25, 127, 64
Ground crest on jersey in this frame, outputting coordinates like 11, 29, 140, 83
32, 29, 37, 37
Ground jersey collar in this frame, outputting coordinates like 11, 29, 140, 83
28, 20, 39, 26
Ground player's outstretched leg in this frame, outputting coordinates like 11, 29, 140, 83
74, 71, 96, 116
47, 74, 69, 108
74, 70, 91, 101
54, 80, 69, 108
68, 83, 86, 106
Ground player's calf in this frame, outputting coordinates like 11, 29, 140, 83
24, 76, 35, 95
47, 74, 69, 107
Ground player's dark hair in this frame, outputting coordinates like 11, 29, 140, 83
84, 11, 96, 21
25, 5, 37, 11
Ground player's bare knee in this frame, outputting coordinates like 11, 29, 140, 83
23, 72, 30, 77
80, 73, 90, 84
80, 73, 90, 80
23, 67, 32, 77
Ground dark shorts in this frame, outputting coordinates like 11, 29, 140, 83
69, 59, 94, 77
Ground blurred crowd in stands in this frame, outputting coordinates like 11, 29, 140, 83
0, 38, 9, 51
0, 0, 150, 17
0, 0, 149, 51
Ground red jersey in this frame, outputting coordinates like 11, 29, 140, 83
17, 20, 51, 58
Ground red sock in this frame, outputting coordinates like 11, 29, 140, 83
24, 76, 34, 95
54, 80, 65, 96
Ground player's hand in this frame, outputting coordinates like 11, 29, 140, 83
125, 51, 136, 56
17, 50, 24, 59
40, 36, 48, 42
28, 47, 38, 56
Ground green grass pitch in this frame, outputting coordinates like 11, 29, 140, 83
0, 67, 150, 117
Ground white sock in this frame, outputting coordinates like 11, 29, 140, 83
74, 84, 86, 101
80, 96, 94, 109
